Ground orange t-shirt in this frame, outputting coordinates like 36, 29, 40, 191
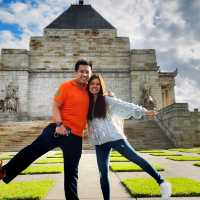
53, 80, 89, 137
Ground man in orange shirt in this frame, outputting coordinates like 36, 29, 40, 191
0, 59, 92, 200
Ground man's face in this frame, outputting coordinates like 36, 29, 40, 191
75, 65, 92, 85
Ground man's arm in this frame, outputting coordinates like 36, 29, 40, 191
52, 100, 67, 135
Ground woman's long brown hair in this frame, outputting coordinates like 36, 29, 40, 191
87, 74, 107, 120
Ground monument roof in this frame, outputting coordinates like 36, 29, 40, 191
45, 4, 115, 29
159, 68, 178, 77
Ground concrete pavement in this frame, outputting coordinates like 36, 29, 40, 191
1, 150, 200, 200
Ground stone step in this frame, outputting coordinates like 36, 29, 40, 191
0, 120, 175, 152
124, 119, 174, 150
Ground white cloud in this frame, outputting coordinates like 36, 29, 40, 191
175, 75, 200, 110
10, 2, 28, 13
0, 30, 29, 50
0, 0, 199, 109
176, 41, 200, 62
0, 0, 69, 50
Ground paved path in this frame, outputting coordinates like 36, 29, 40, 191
45, 150, 200, 200
2, 150, 200, 200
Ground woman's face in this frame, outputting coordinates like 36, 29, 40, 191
89, 78, 101, 95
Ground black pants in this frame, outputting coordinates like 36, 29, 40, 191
2, 123, 82, 200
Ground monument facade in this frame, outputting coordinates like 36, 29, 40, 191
0, 2, 176, 120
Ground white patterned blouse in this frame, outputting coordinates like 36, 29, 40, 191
88, 96, 147, 145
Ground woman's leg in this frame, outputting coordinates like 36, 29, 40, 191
95, 143, 112, 200
112, 139, 164, 184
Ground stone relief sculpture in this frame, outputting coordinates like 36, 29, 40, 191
0, 82, 19, 113
140, 83, 156, 110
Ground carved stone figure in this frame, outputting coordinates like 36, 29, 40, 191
4, 82, 19, 113
140, 83, 156, 110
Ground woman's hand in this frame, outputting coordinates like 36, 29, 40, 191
107, 90, 115, 97
145, 110, 158, 120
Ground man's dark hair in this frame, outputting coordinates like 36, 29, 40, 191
74, 59, 93, 71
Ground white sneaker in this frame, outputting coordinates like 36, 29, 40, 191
160, 181, 171, 200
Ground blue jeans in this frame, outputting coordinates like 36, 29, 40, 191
95, 139, 164, 200
2, 123, 82, 200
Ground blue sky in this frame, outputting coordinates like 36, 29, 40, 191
0, 0, 199, 110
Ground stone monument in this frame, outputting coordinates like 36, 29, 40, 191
0, 1, 177, 120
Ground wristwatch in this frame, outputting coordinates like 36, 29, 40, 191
56, 121, 63, 127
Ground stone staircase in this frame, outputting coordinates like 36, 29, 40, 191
0, 119, 174, 153
0, 121, 48, 152
124, 119, 175, 150
0, 121, 94, 152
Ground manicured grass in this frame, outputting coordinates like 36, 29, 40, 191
194, 162, 200, 167
54, 151, 63, 156
110, 152, 122, 157
35, 158, 64, 164
0, 156, 13, 160
47, 155, 63, 158
110, 157, 129, 162
110, 163, 164, 172
122, 177, 200, 198
0, 152, 14, 157
0, 179, 55, 199
21, 165, 64, 174
139, 150, 167, 153
169, 147, 200, 153
166, 156, 200, 161
149, 152, 182, 156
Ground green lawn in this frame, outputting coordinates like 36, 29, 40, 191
46, 155, 63, 158
149, 152, 182, 156
0, 179, 55, 199
110, 152, 123, 157
0, 156, 13, 160
54, 151, 63, 156
0, 152, 14, 157
110, 163, 164, 172
34, 158, 64, 164
166, 156, 200, 161
169, 147, 200, 153
110, 157, 129, 162
194, 162, 200, 167
139, 150, 167, 153
21, 165, 64, 174
122, 177, 200, 197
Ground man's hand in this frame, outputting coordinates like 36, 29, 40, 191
145, 110, 158, 120
55, 125, 67, 136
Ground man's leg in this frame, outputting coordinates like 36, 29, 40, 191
95, 143, 112, 200
112, 139, 164, 184
1, 123, 57, 183
61, 133, 82, 200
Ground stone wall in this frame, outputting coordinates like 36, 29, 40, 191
1, 49, 29, 69
28, 70, 130, 118
28, 70, 72, 118
29, 29, 130, 70
156, 103, 200, 147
